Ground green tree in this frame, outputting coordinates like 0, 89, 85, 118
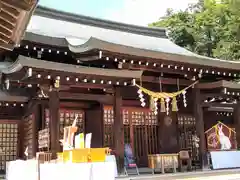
149, 0, 240, 60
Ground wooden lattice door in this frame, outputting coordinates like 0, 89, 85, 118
44, 109, 85, 149
178, 114, 199, 161
131, 109, 158, 166
103, 107, 131, 147
58, 109, 85, 139
103, 107, 114, 148
0, 120, 19, 174
103, 106, 159, 167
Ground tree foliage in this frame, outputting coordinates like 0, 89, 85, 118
149, 0, 240, 60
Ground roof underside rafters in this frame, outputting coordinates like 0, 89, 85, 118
0, 0, 38, 50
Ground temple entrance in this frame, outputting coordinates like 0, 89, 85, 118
103, 106, 159, 167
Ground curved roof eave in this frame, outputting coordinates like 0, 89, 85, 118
0, 55, 143, 79
69, 37, 240, 70
24, 32, 68, 47
22, 32, 240, 71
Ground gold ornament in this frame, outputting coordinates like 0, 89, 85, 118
54, 79, 60, 88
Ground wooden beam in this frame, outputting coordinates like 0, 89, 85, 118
208, 106, 233, 112
141, 76, 192, 86
77, 55, 99, 62
200, 93, 226, 100
12, 79, 111, 90
202, 102, 236, 108
59, 92, 113, 104
0, 33, 10, 43
122, 100, 141, 107
0, 41, 12, 50
1, 0, 35, 11
60, 101, 92, 109
0, 0, 37, 50
0, 11, 16, 25
1, 2, 20, 17
196, 80, 240, 90
66, 83, 111, 90
0, 25, 12, 37
0, 19, 15, 32
122, 63, 197, 76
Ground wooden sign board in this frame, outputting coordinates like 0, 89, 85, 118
38, 128, 49, 149
205, 122, 236, 151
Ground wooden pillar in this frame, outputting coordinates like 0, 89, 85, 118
32, 105, 38, 156
40, 103, 46, 129
193, 88, 207, 169
18, 120, 24, 159
234, 101, 240, 149
21, 100, 39, 158
32, 103, 42, 155
113, 86, 124, 172
157, 110, 162, 152
49, 90, 60, 158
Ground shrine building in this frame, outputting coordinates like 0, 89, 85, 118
0, 2, 239, 174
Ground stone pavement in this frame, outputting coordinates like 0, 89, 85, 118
117, 169, 240, 180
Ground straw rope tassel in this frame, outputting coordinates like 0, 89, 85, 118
172, 97, 178, 112
150, 96, 155, 111
160, 98, 166, 112
135, 81, 198, 99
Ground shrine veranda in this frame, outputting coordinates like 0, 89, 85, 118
0, 4, 240, 176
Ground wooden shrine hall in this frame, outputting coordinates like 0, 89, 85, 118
0, 5, 239, 174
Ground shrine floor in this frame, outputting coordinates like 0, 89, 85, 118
118, 168, 240, 180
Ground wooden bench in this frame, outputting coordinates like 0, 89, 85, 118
148, 153, 178, 174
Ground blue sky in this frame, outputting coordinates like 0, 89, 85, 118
39, 0, 124, 19
39, 0, 197, 26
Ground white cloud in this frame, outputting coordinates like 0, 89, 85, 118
106, 0, 198, 26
